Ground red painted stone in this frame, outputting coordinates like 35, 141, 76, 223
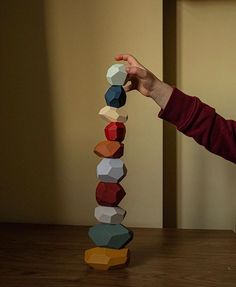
105, 122, 126, 142
96, 182, 126, 206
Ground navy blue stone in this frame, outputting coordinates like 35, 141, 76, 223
105, 86, 127, 108
88, 223, 133, 249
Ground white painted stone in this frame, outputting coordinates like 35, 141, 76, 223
94, 206, 126, 224
106, 64, 127, 85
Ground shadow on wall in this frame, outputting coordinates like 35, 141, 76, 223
0, 0, 61, 223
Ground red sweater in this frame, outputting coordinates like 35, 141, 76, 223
158, 88, 236, 164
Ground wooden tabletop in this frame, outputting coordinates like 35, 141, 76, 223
0, 223, 235, 287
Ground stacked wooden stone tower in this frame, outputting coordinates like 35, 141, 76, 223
84, 64, 133, 270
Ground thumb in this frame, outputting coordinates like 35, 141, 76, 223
126, 66, 147, 79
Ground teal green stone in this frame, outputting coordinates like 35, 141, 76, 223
88, 223, 133, 249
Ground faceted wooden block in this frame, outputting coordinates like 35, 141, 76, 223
99, 106, 128, 123
105, 122, 126, 142
88, 223, 133, 249
105, 85, 126, 108
96, 182, 126, 206
94, 140, 124, 158
106, 64, 127, 85
95, 206, 126, 224
84, 247, 130, 270
97, 158, 127, 183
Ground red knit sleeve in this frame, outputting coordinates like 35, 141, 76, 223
158, 88, 236, 164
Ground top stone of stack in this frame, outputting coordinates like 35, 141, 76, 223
106, 64, 127, 86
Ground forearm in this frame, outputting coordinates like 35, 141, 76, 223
158, 88, 236, 163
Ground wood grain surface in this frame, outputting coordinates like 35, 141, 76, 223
0, 223, 235, 287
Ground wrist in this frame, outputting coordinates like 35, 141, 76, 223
151, 80, 173, 110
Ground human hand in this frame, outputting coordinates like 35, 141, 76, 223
114, 53, 173, 109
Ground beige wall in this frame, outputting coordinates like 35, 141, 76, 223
2, 0, 234, 231
0, 0, 60, 223
177, 0, 236, 230
0, 0, 163, 227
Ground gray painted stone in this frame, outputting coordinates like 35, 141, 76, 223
95, 206, 126, 224
97, 158, 127, 183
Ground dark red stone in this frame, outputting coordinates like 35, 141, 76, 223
105, 122, 126, 142
96, 182, 126, 206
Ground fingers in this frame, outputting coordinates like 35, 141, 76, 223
123, 83, 134, 93
126, 66, 147, 79
115, 53, 142, 68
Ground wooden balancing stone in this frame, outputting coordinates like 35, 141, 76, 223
84, 63, 133, 270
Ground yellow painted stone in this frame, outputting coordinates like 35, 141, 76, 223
84, 247, 130, 270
